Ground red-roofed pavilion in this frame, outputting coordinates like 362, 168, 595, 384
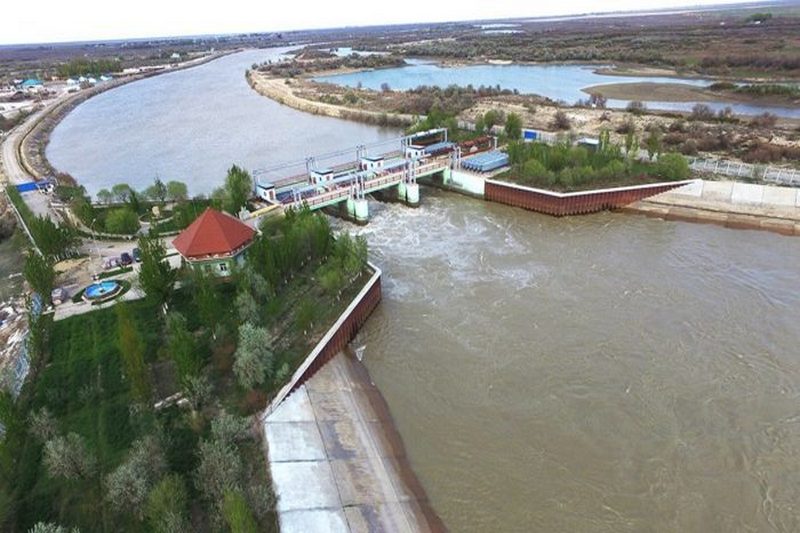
172, 208, 256, 276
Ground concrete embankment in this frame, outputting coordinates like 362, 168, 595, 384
264, 352, 444, 532
261, 266, 444, 532
624, 179, 800, 236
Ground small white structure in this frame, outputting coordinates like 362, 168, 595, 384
256, 181, 276, 202
310, 168, 334, 185
170, 52, 181, 60
404, 144, 426, 159
66, 78, 79, 86
360, 155, 384, 172
577, 137, 600, 151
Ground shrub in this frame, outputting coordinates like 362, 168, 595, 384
626, 100, 646, 115
550, 110, 571, 130
689, 104, 715, 122
616, 119, 636, 135
749, 112, 778, 129
654, 153, 690, 180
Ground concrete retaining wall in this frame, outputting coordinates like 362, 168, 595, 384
263, 265, 382, 416
484, 179, 691, 216
666, 179, 800, 208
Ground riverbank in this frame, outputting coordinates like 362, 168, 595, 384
246, 70, 415, 126
264, 351, 444, 532
583, 81, 800, 106
17, 50, 238, 182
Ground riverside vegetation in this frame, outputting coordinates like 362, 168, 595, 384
0, 156, 370, 532
502, 134, 690, 191
1, 175, 372, 532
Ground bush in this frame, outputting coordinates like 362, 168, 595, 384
689, 104, 715, 122
105, 208, 140, 234
654, 153, 690, 180
616, 119, 636, 135
749, 112, 778, 129
550, 110, 571, 130
626, 101, 646, 115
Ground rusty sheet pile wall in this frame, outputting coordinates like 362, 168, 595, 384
485, 180, 689, 216
264, 266, 382, 414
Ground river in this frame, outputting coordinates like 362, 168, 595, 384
349, 191, 800, 532
46, 48, 400, 197
45, 49, 800, 532
316, 61, 800, 118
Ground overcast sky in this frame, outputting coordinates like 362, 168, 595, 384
2, 0, 755, 45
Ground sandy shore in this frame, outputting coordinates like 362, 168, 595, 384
247, 70, 416, 125
263, 351, 445, 532
583, 81, 799, 106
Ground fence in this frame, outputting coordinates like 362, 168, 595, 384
689, 158, 800, 187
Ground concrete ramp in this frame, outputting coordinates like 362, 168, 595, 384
264, 353, 443, 533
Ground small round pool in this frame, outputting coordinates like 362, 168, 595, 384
83, 280, 123, 302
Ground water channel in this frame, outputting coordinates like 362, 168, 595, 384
317, 60, 800, 118
46, 49, 800, 532
46, 48, 400, 197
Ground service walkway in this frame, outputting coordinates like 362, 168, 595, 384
263, 353, 442, 533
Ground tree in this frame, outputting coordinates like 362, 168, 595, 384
183, 374, 212, 413
28, 215, 79, 259
222, 490, 258, 533
504, 113, 522, 140
23, 252, 55, 298
380, 82, 391, 93
235, 290, 259, 325
151, 177, 167, 204
105, 436, 166, 518
483, 109, 504, 131
28, 523, 80, 533
105, 208, 140, 234
195, 438, 243, 505
29, 407, 58, 442
96, 188, 114, 204
222, 165, 253, 216
166, 181, 188, 203
146, 474, 190, 533
43, 433, 96, 479
645, 128, 662, 161
190, 269, 220, 333
111, 183, 132, 203
137, 231, 176, 308
166, 312, 200, 382
233, 323, 273, 389
116, 304, 151, 402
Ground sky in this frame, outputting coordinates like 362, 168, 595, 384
1, 0, 758, 45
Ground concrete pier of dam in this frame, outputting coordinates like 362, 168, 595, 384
263, 352, 444, 533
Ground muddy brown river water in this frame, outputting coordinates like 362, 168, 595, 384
349, 189, 800, 533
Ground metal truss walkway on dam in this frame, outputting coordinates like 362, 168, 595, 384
250, 128, 490, 223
